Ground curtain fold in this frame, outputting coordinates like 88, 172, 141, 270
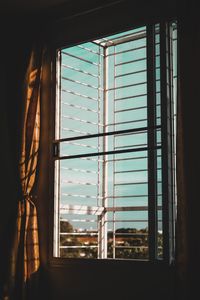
4, 46, 44, 300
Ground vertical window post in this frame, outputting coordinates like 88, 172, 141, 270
100, 46, 108, 258
147, 24, 157, 260
160, 22, 174, 263
54, 50, 62, 257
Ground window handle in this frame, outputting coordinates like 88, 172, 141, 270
53, 142, 59, 158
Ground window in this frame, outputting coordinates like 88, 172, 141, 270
53, 22, 177, 261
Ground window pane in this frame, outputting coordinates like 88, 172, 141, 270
55, 149, 150, 259
54, 22, 177, 261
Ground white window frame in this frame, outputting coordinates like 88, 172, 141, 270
51, 21, 177, 263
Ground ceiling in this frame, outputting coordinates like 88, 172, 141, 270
0, 0, 72, 14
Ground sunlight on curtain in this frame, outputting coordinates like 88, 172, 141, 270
4, 46, 44, 300
19, 55, 41, 281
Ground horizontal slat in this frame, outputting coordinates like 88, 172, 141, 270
115, 93, 147, 101
62, 115, 103, 126
115, 106, 147, 113
62, 193, 103, 199
114, 232, 148, 236
62, 101, 98, 113
61, 179, 97, 186
60, 245, 98, 249
115, 246, 148, 249
116, 57, 146, 67
106, 119, 147, 126
107, 81, 146, 91
114, 181, 148, 186
114, 143, 147, 150
62, 88, 98, 101
61, 166, 97, 174
62, 51, 100, 66
78, 44, 102, 55
115, 169, 147, 174
108, 45, 146, 57
115, 69, 146, 78
62, 76, 100, 90
62, 63, 99, 78
60, 205, 104, 215
63, 141, 99, 150
94, 30, 146, 47
60, 232, 98, 236
61, 127, 91, 136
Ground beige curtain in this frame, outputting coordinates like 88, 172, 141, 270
4, 46, 44, 300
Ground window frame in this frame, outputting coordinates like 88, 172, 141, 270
48, 14, 177, 266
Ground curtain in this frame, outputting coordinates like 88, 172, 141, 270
3, 46, 44, 300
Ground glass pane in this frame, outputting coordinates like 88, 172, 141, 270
55, 148, 149, 259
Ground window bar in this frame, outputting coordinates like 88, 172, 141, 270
113, 44, 117, 259
61, 76, 99, 90
61, 179, 97, 186
61, 102, 98, 113
106, 28, 146, 42
63, 141, 99, 150
115, 92, 147, 101
106, 194, 150, 199
115, 169, 149, 174
116, 130, 147, 137
107, 155, 148, 163
54, 50, 61, 257
114, 181, 148, 186
97, 44, 101, 258
107, 81, 147, 91
62, 51, 100, 66
62, 63, 99, 78
61, 193, 103, 199
160, 22, 172, 263
99, 30, 146, 47
61, 127, 91, 136
115, 106, 147, 113
61, 166, 97, 174
56, 146, 161, 161
115, 57, 146, 67
61, 88, 98, 101
115, 69, 146, 79
62, 115, 103, 126
168, 23, 176, 261
55, 126, 152, 143
147, 24, 157, 260
100, 45, 108, 259
172, 23, 177, 255
78, 44, 104, 56
114, 143, 148, 150
106, 119, 147, 126
108, 45, 146, 58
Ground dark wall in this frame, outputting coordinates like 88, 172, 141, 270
0, 1, 179, 299
39, 261, 175, 300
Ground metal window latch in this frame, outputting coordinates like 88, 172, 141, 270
53, 142, 59, 158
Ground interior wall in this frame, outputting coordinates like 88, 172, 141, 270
0, 1, 179, 299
